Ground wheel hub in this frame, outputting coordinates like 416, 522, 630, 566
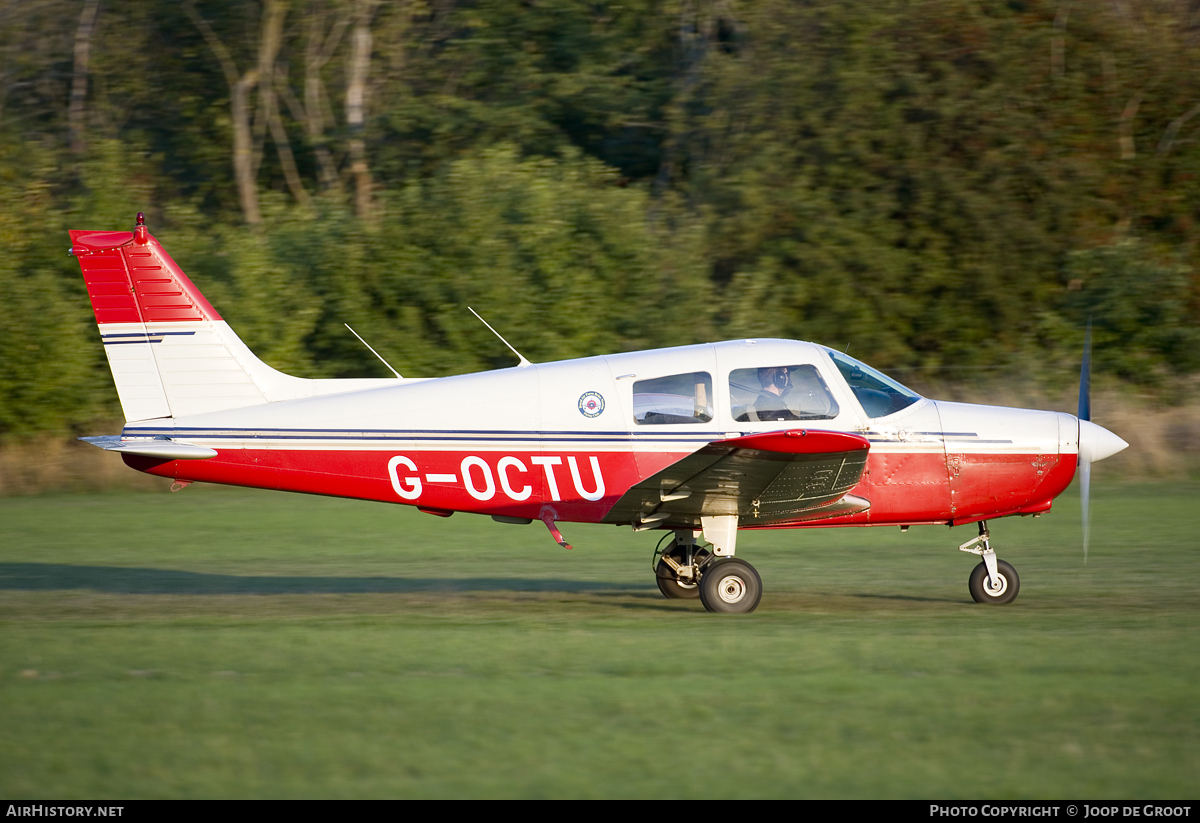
984, 573, 1008, 596
716, 574, 747, 603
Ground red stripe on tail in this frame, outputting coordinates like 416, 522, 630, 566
70, 224, 221, 325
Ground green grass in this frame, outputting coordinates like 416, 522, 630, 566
1, 481, 1197, 798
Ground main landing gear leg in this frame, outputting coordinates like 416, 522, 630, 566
651, 518, 763, 613
653, 530, 709, 600
697, 515, 762, 614
959, 521, 1021, 605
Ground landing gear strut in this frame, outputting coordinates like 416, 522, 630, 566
653, 532, 710, 599
960, 521, 1021, 604
653, 534, 711, 599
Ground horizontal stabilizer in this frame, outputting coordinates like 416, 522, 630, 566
80, 435, 217, 460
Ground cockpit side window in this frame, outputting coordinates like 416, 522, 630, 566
633, 372, 713, 425
729, 365, 840, 423
825, 349, 921, 419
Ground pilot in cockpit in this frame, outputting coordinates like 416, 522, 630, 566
748, 366, 798, 422
743, 365, 837, 422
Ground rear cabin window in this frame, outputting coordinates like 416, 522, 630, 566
633, 372, 713, 425
729, 365, 840, 423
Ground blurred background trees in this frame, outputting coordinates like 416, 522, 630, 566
1, 0, 1198, 438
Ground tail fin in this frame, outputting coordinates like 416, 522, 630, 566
71, 213, 396, 422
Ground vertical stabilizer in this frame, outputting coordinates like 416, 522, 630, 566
71, 214, 404, 423
69, 216, 271, 422
71, 215, 271, 421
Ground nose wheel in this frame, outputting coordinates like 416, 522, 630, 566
960, 522, 1021, 605
968, 558, 1020, 604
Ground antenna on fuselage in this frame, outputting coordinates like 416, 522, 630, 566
468, 307, 532, 368
344, 324, 402, 378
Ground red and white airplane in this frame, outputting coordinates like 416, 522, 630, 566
70, 214, 1128, 613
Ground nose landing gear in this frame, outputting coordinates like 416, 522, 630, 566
960, 521, 1021, 604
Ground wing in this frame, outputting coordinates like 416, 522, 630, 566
603, 429, 871, 530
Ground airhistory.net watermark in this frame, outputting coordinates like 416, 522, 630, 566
6, 807, 123, 818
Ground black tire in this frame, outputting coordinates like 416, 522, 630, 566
655, 545, 711, 600
698, 558, 763, 614
968, 559, 1020, 604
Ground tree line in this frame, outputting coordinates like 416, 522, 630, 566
1, 0, 1198, 438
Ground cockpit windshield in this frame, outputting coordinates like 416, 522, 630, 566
825, 349, 922, 419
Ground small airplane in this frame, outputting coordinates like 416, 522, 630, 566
69, 214, 1129, 613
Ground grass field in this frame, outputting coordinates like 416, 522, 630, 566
1, 481, 1197, 798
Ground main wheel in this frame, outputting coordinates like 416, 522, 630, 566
698, 558, 762, 614
968, 559, 1020, 604
655, 544, 711, 600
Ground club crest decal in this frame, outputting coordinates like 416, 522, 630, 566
578, 391, 605, 418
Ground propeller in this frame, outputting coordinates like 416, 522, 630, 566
1078, 320, 1092, 563
1075, 319, 1130, 563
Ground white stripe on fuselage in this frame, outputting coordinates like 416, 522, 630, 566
112, 339, 1074, 458
116, 426, 1047, 455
